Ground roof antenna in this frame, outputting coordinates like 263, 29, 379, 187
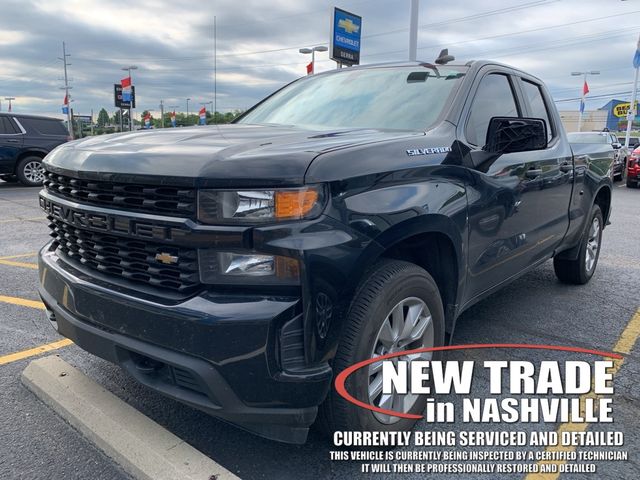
435, 49, 455, 65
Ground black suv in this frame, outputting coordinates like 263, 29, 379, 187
0, 113, 69, 186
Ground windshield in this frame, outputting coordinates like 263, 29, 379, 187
237, 66, 466, 131
567, 133, 609, 144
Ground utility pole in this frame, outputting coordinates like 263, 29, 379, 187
90, 108, 94, 136
59, 41, 74, 139
4, 97, 15, 113
159, 100, 165, 128
214, 16, 217, 123
409, 0, 419, 61
186, 98, 191, 125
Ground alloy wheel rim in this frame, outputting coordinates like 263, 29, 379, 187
585, 217, 600, 273
368, 296, 434, 424
23, 161, 45, 183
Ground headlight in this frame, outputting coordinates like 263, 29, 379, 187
198, 186, 325, 224
199, 250, 300, 285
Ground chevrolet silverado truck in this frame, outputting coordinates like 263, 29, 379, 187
38, 60, 613, 443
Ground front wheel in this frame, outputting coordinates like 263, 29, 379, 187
317, 259, 445, 434
553, 204, 603, 284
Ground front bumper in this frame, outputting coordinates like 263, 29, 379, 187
38, 244, 332, 444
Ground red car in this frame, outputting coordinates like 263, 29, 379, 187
628, 146, 640, 188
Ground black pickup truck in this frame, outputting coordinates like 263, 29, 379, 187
38, 60, 613, 443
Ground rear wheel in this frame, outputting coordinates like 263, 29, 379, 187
317, 259, 445, 434
553, 204, 603, 285
16, 156, 45, 186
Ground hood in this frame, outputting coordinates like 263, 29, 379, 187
44, 124, 422, 187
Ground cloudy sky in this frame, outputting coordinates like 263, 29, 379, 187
0, 0, 638, 120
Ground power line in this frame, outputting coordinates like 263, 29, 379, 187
71, 0, 561, 64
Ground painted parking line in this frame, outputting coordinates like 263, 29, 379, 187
0, 339, 73, 366
0, 294, 44, 310
526, 308, 640, 479
0, 252, 38, 270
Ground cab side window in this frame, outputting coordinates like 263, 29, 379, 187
465, 73, 519, 147
521, 80, 554, 141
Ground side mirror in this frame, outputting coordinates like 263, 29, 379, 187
484, 117, 547, 154
612, 142, 621, 150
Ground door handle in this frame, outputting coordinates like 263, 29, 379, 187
5, 139, 19, 143
525, 169, 542, 178
559, 162, 573, 173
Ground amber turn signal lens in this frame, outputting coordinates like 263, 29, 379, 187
275, 189, 319, 220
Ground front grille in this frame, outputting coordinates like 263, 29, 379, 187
43, 172, 196, 217
48, 216, 200, 292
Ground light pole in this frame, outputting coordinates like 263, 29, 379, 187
4, 97, 15, 112
121, 65, 138, 131
571, 71, 600, 131
186, 98, 191, 125
299, 46, 328, 75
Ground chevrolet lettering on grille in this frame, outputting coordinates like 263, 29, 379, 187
39, 195, 184, 242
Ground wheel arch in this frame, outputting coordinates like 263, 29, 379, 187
355, 214, 465, 335
15, 150, 48, 171
593, 184, 612, 226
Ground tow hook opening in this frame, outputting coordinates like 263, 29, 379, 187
129, 351, 164, 374
42, 304, 58, 331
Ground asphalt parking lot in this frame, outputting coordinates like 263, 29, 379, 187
0, 179, 639, 480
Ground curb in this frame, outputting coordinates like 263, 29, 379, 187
22, 355, 239, 480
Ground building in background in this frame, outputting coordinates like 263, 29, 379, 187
559, 99, 640, 133
598, 99, 640, 132
559, 110, 608, 133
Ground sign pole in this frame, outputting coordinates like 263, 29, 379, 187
625, 64, 639, 149
409, 0, 419, 61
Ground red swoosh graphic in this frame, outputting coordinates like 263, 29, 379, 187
334, 343, 623, 420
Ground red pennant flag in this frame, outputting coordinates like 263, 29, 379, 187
63, 94, 68, 105
121, 76, 132, 88
306, 62, 313, 75
583, 81, 589, 96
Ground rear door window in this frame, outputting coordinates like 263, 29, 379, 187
521, 80, 554, 141
0, 117, 19, 134
21, 118, 68, 136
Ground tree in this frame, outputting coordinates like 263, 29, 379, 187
97, 108, 110, 127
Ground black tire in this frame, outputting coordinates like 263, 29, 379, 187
15, 156, 45, 187
627, 178, 637, 188
317, 259, 445, 435
553, 204, 603, 285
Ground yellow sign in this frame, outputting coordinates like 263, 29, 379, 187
613, 101, 639, 118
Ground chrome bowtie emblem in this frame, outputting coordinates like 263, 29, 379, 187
155, 252, 178, 265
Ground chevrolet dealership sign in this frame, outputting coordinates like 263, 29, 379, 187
331, 7, 362, 66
